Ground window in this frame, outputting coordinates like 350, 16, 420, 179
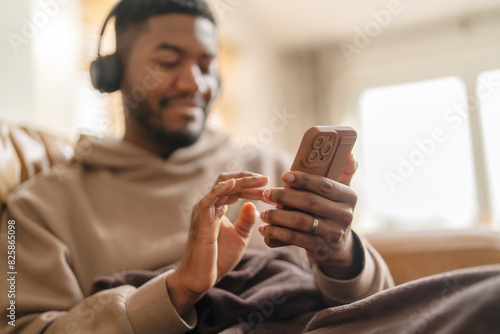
359, 77, 477, 231
478, 69, 500, 229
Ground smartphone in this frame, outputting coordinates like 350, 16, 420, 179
290, 126, 357, 181
266, 126, 357, 248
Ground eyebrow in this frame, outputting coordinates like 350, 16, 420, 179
154, 43, 215, 59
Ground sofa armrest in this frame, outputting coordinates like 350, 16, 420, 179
366, 229, 500, 285
0, 123, 74, 205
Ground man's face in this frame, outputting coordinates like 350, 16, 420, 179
121, 14, 219, 149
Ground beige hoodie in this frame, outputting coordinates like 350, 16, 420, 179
0, 127, 393, 334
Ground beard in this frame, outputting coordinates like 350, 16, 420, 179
127, 94, 208, 151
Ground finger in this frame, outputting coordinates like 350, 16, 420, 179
235, 188, 266, 200
233, 202, 258, 239
258, 224, 315, 252
196, 180, 236, 244
260, 209, 312, 233
260, 209, 338, 237
215, 205, 228, 219
226, 176, 269, 195
222, 192, 260, 207
264, 238, 290, 248
214, 195, 230, 208
262, 188, 354, 225
280, 171, 357, 205
215, 172, 263, 185
199, 179, 236, 209
337, 153, 358, 186
213, 177, 269, 207
214, 188, 266, 208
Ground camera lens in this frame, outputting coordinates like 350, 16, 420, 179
314, 137, 324, 148
322, 143, 332, 154
307, 150, 319, 163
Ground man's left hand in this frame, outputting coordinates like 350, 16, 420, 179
258, 154, 362, 280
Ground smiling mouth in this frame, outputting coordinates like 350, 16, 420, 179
161, 105, 203, 121
160, 94, 206, 108
159, 95, 207, 120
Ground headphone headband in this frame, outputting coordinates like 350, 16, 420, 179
90, 2, 122, 93
96, 3, 120, 56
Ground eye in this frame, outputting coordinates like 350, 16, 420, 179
158, 61, 180, 69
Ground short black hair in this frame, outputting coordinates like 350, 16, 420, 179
114, 0, 216, 36
112, 0, 216, 58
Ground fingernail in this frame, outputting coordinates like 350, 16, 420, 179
260, 211, 267, 221
263, 189, 272, 199
282, 172, 295, 183
258, 225, 265, 236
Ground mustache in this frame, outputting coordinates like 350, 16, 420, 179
159, 94, 207, 109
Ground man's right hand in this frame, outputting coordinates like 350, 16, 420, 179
166, 173, 269, 317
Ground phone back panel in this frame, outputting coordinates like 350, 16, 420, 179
291, 126, 357, 181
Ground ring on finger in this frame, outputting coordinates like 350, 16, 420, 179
309, 216, 319, 235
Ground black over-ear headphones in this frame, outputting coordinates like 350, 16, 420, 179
90, 4, 122, 93
90, 2, 223, 97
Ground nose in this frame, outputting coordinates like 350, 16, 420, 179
174, 62, 208, 95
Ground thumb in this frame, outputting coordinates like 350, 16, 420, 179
338, 153, 358, 186
233, 202, 258, 239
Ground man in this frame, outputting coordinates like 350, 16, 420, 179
0, 0, 393, 333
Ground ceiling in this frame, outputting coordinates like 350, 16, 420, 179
211, 0, 500, 48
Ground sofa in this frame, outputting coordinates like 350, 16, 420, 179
1, 122, 499, 285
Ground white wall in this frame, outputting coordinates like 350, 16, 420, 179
328, 11, 500, 124
31, 0, 83, 139
0, 1, 35, 125
0, 0, 82, 139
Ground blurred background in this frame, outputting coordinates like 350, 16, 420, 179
1, 0, 499, 233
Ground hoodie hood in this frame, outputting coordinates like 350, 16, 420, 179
74, 126, 232, 177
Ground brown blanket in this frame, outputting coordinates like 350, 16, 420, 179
91, 249, 500, 333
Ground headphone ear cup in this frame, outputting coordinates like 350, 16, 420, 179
90, 54, 122, 93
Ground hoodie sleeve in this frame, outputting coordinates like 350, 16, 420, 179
0, 204, 196, 334
313, 232, 395, 306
